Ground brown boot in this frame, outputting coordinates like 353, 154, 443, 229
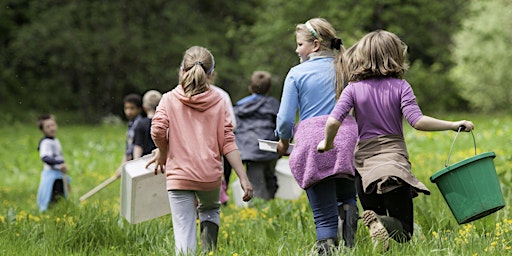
361, 210, 390, 251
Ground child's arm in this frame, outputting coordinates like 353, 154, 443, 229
133, 145, 143, 159
317, 116, 342, 152
114, 155, 129, 178
413, 116, 474, 132
224, 150, 253, 202
40, 140, 67, 173
277, 139, 291, 156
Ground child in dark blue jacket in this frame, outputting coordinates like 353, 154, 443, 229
234, 71, 280, 200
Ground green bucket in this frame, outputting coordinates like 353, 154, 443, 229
430, 129, 505, 225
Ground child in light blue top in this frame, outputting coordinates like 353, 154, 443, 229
275, 18, 359, 253
276, 57, 337, 139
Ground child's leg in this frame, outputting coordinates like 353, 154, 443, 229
245, 161, 271, 200
168, 190, 198, 255
197, 188, 221, 253
355, 173, 386, 214
335, 178, 358, 248
220, 179, 229, 205
305, 178, 339, 253
356, 174, 413, 243
50, 179, 64, 203
223, 156, 232, 187
263, 159, 278, 199
381, 185, 414, 241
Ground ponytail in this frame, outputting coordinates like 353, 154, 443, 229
179, 46, 215, 98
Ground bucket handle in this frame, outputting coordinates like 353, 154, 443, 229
445, 126, 476, 167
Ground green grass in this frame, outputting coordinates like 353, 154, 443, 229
1, 114, 511, 255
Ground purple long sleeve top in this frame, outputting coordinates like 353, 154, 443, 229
330, 77, 424, 141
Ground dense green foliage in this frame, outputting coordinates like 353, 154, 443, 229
1, 0, 475, 123
1, 114, 511, 255
450, 0, 512, 112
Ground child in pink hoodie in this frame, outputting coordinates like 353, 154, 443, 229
146, 46, 253, 255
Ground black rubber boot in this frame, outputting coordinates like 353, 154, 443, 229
316, 237, 338, 255
379, 215, 411, 243
338, 204, 359, 248
200, 221, 219, 253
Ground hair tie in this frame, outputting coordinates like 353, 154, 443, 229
181, 58, 215, 74
206, 57, 215, 75
330, 38, 343, 50
305, 21, 322, 42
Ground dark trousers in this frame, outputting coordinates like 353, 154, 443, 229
223, 156, 232, 188
244, 159, 278, 200
355, 173, 414, 238
50, 179, 65, 204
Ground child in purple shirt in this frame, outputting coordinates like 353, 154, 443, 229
318, 30, 474, 251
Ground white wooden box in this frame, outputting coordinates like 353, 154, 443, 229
120, 155, 171, 224
274, 158, 303, 200
258, 139, 294, 154
231, 158, 303, 207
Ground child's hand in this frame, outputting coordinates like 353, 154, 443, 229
277, 139, 290, 156
317, 139, 333, 153
455, 120, 475, 132
60, 163, 68, 174
239, 178, 253, 202
146, 149, 166, 175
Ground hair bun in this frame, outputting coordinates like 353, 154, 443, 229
331, 38, 343, 50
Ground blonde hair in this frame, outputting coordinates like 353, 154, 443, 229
179, 46, 215, 98
344, 30, 409, 82
142, 90, 162, 111
296, 18, 346, 99
249, 71, 272, 94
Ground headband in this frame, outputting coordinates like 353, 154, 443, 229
305, 21, 322, 42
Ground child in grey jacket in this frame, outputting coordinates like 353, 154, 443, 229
234, 71, 280, 200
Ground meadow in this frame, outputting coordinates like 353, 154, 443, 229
0, 113, 511, 255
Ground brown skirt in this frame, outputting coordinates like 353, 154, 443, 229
355, 135, 430, 197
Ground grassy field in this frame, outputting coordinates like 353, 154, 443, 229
0, 114, 511, 255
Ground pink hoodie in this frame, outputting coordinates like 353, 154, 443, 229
151, 85, 237, 191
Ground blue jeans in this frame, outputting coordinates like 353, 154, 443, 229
306, 178, 357, 240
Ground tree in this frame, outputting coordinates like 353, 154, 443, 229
240, 0, 469, 112
450, 0, 512, 112
0, 0, 472, 123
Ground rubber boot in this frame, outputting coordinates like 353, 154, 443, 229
361, 210, 390, 251
316, 237, 338, 256
362, 210, 411, 251
338, 204, 358, 248
379, 215, 410, 243
200, 221, 219, 253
